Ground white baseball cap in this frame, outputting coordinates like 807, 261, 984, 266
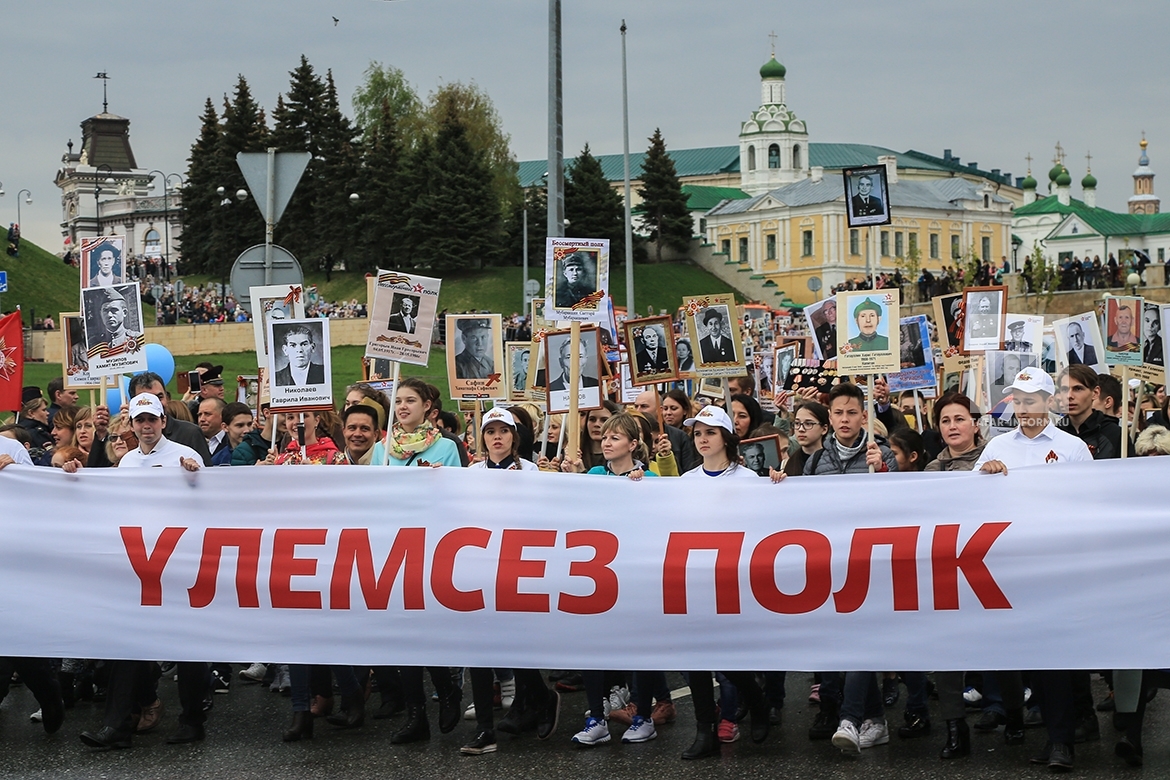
128, 392, 166, 419
480, 407, 516, 431
1003, 368, 1055, 397
683, 404, 734, 434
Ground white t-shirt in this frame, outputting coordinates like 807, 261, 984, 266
118, 435, 202, 468
0, 435, 34, 466
972, 423, 1092, 470
469, 458, 540, 472
681, 463, 759, 480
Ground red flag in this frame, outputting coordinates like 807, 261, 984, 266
0, 312, 24, 412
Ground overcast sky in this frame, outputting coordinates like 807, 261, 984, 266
3, 0, 1168, 250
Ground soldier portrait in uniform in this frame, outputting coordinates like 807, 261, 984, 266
961, 286, 1006, 353
843, 165, 891, 227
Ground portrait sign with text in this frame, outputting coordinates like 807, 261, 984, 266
1053, 312, 1106, 373
624, 315, 678, 387
835, 290, 900, 374
1103, 295, 1143, 368
366, 270, 441, 366
80, 284, 147, 377
544, 238, 609, 322
79, 235, 125, 289
932, 292, 973, 373
60, 313, 101, 389
543, 326, 603, 414
506, 341, 533, 402
961, 286, 1008, 354
804, 297, 839, 361
843, 166, 892, 228
265, 319, 334, 413
445, 314, 505, 401
1134, 302, 1166, 383
250, 284, 306, 367
683, 294, 745, 378
887, 314, 937, 393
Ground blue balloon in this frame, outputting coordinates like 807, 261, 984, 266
141, 343, 175, 385
105, 387, 124, 416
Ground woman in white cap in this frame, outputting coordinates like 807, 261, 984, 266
681, 405, 757, 480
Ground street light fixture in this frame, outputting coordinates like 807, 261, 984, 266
93, 164, 115, 236
148, 170, 183, 281
0, 181, 5, 197
16, 189, 31, 228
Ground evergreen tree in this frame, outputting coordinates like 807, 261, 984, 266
565, 143, 624, 258
423, 82, 519, 213
313, 70, 362, 279
398, 133, 435, 268
213, 77, 268, 280
356, 98, 409, 271
180, 98, 222, 274
272, 56, 327, 261
404, 105, 501, 273
637, 129, 693, 262
502, 185, 547, 269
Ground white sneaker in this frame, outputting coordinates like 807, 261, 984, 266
500, 677, 515, 710
29, 709, 42, 723
963, 686, 983, 704
571, 717, 611, 746
607, 685, 630, 714
831, 719, 861, 755
858, 718, 889, 748
239, 663, 267, 682
621, 715, 657, 743
463, 702, 477, 720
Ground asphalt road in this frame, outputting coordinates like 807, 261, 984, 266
0, 671, 1162, 779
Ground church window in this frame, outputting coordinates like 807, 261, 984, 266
721, 239, 731, 256
748, 146, 756, 171
981, 236, 991, 262
766, 234, 776, 260
792, 145, 802, 169
950, 234, 960, 259
880, 231, 890, 257
908, 233, 918, 255
849, 230, 859, 256
144, 229, 161, 258
895, 232, 904, 257
929, 233, 939, 259
983, 194, 990, 209
802, 230, 813, 257
739, 237, 749, 263
768, 144, 780, 169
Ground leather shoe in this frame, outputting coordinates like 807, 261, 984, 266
973, 709, 1005, 732
536, 689, 560, 740
439, 687, 462, 734
80, 726, 132, 750
1004, 708, 1025, 745
496, 702, 539, 735
939, 718, 969, 759
1074, 715, 1100, 743
682, 722, 719, 760
39, 689, 65, 735
1115, 736, 1143, 767
1048, 741, 1074, 772
166, 723, 205, 744
282, 711, 313, 742
326, 693, 364, 729
750, 701, 770, 744
374, 697, 404, 719
1029, 741, 1052, 765
897, 712, 930, 738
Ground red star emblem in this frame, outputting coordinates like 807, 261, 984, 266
414, 283, 424, 293
0, 336, 16, 382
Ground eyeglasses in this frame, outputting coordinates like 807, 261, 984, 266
116, 432, 139, 443
792, 420, 823, 431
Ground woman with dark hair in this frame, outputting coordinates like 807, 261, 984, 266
676, 339, 695, 372
923, 392, 986, 472
660, 389, 693, 430
370, 378, 462, 468
784, 401, 829, 477
729, 394, 763, 439
887, 427, 927, 472
566, 400, 621, 472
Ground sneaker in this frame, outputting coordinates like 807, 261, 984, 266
717, 719, 740, 743
239, 663, 267, 683
963, 686, 983, 705
460, 729, 497, 755
270, 665, 291, 695
610, 703, 637, 726
210, 668, 230, 694
859, 718, 890, 748
607, 685, 630, 713
832, 719, 861, 755
571, 716, 611, 746
808, 683, 821, 704
622, 715, 657, 743
499, 678, 515, 710
651, 701, 676, 725
29, 709, 42, 723
463, 702, 477, 720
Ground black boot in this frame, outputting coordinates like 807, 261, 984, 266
1004, 707, 1025, 745
438, 686, 462, 734
282, 711, 313, 742
326, 692, 365, 729
391, 705, 430, 744
59, 672, 76, 708
939, 718, 970, 759
682, 721, 719, 760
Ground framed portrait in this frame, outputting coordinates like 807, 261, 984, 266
835, 290, 900, 374
366, 269, 441, 367
1003, 314, 1043, 355
842, 165, 891, 228
697, 376, 726, 401
803, 297, 838, 361
1102, 295, 1142, 367
506, 341, 534, 401
236, 374, 260, 411
617, 359, 641, 405
79, 235, 125, 288
1052, 311, 1106, 373
772, 343, 798, 394
755, 348, 775, 408
623, 315, 678, 386
60, 312, 101, 389
250, 284, 306, 366
780, 336, 814, 360
266, 318, 333, 413
1141, 302, 1165, 373
530, 297, 554, 336
445, 313, 506, 400
961, 286, 1007, 354
80, 283, 147, 377
888, 314, 937, 393
543, 326, 603, 414
983, 351, 1040, 437
544, 238, 610, 322
739, 435, 783, 478
683, 293, 746, 377
1040, 327, 1058, 374
364, 358, 397, 381
599, 296, 621, 365
675, 335, 697, 379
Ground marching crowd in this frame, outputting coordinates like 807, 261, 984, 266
1, 351, 1169, 773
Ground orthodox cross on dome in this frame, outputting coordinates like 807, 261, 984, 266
1053, 141, 1065, 166
1025, 152, 1033, 173
768, 30, 777, 56
1085, 150, 1092, 172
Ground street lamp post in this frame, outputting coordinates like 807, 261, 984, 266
93, 164, 115, 238
149, 171, 183, 281
16, 190, 31, 230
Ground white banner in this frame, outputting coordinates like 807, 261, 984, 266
0, 460, 1166, 671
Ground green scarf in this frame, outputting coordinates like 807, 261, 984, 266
387, 421, 442, 462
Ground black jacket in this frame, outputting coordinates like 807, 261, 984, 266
1057, 410, 1122, 460
665, 424, 700, 474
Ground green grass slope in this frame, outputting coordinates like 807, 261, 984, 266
0, 236, 84, 322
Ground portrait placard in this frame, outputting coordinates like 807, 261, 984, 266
544, 238, 610, 322
364, 358, 396, 381
79, 235, 125, 288
983, 351, 1040, 438
780, 336, 814, 360
543, 326, 603, 414
1135, 302, 1165, 381
888, 314, 937, 393
932, 293, 972, 373
366, 270, 441, 366
755, 348, 775, 409
675, 335, 697, 379
445, 314, 505, 400
617, 358, 641, 405
250, 284, 306, 367
80, 283, 147, 377
1053, 312, 1106, 373
1040, 327, 1058, 374
266, 318, 334, 413
772, 344, 798, 394
683, 294, 746, 378
60, 313, 101, 389
1003, 314, 1043, 355
960, 286, 1007, 354
835, 290, 900, 374
843, 165, 891, 228
624, 315, 678, 387
599, 296, 621, 365
1103, 295, 1143, 367
506, 341, 533, 402
236, 375, 259, 411
530, 297, 553, 337
804, 298, 838, 361
739, 435, 783, 478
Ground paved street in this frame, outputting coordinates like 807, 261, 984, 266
0, 671, 1163, 779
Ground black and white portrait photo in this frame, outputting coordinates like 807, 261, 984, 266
386, 293, 421, 334
624, 315, 677, 386
1053, 312, 1105, 372
697, 306, 735, 364
506, 342, 532, 401
80, 235, 125, 288
544, 327, 603, 413
61, 313, 99, 388
266, 318, 334, 412
453, 318, 496, 380
367, 271, 440, 366
803, 297, 838, 361
739, 435, 783, 477
843, 165, 891, 227
80, 283, 147, 376
553, 251, 598, 309
545, 238, 611, 322
1143, 302, 1164, 367
961, 286, 1007, 353
899, 319, 926, 368
444, 313, 506, 400
773, 344, 797, 391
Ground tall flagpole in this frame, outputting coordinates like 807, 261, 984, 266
547, 0, 564, 241
621, 20, 634, 316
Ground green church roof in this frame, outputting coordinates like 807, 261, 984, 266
1015, 195, 1170, 237
760, 57, 787, 79
681, 184, 751, 211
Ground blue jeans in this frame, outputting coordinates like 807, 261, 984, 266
841, 672, 884, 727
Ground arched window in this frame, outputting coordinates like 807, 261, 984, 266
747, 146, 756, 171
768, 144, 780, 169
144, 229, 161, 259
792, 144, 802, 170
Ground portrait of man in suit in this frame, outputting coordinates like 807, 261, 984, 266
274, 323, 326, 387
634, 324, 671, 377
548, 336, 599, 391
1143, 304, 1164, 366
698, 307, 736, 364
850, 174, 884, 218
88, 245, 121, 288
813, 298, 838, 360
386, 294, 421, 334
1066, 321, 1098, 366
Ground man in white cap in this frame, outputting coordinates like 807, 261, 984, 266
118, 393, 202, 470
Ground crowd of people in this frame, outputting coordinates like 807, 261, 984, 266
1, 341, 1168, 772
